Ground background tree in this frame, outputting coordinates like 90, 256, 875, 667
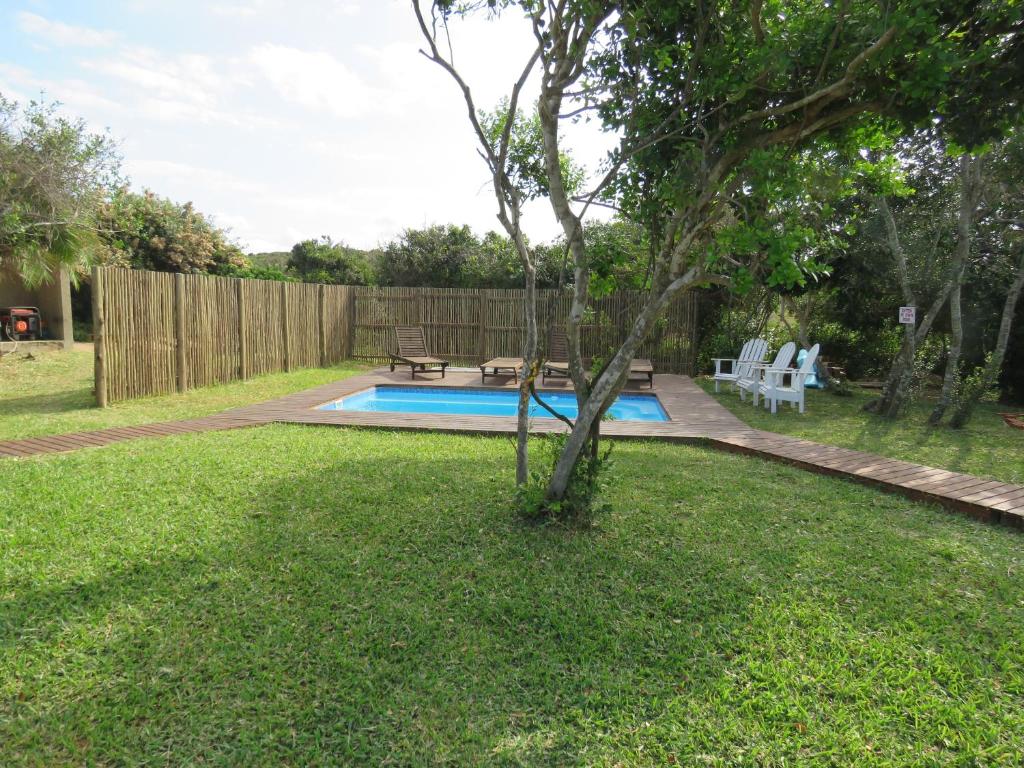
97, 189, 247, 274
947, 127, 1024, 426
374, 224, 479, 287
0, 95, 120, 286
861, 137, 967, 417
287, 236, 373, 285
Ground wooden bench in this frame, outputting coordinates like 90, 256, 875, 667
479, 357, 523, 384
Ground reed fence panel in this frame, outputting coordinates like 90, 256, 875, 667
348, 286, 699, 374
93, 268, 698, 405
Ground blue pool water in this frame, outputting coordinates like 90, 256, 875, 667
318, 386, 669, 422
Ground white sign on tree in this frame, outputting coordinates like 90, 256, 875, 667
899, 306, 916, 325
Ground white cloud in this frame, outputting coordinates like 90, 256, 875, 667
3, 2, 615, 252
83, 48, 222, 107
129, 159, 268, 195
334, 1, 360, 16
208, 0, 359, 19
16, 12, 118, 48
248, 43, 392, 119
0, 63, 123, 114
211, 211, 251, 233
208, 4, 262, 18
77, 47, 282, 128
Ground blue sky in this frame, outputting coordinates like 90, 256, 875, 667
0, 0, 612, 252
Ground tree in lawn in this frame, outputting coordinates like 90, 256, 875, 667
0, 96, 120, 286
948, 128, 1024, 427
862, 136, 980, 419
413, 6, 586, 484
418, 0, 1024, 513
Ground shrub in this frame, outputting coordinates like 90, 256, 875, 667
517, 433, 612, 528
807, 320, 902, 381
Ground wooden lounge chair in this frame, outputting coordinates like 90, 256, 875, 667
712, 338, 768, 392
479, 357, 523, 383
759, 343, 820, 414
542, 328, 655, 387
738, 341, 796, 405
627, 358, 655, 388
541, 328, 573, 384
389, 326, 449, 379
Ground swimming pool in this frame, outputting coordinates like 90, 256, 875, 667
318, 386, 669, 422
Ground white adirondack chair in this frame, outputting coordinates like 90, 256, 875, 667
759, 344, 820, 414
712, 338, 768, 392
738, 341, 796, 405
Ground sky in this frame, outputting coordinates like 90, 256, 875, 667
0, 0, 615, 253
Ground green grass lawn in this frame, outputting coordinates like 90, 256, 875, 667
0, 347, 369, 441
2, 426, 1023, 766
698, 378, 1024, 486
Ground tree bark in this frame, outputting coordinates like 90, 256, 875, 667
930, 155, 981, 425
545, 269, 701, 500
868, 194, 954, 417
928, 280, 963, 424
516, 265, 538, 484
869, 193, 918, 417
412, 0, 543, 484
949, 249, 1024, 428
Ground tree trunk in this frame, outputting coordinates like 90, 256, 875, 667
949, 249, 1024, 428
545, 270, 698, 501
867, 193, 957, 418
930, 155, 980, 425
928, 280, 963, 424
516, 265, 538, 484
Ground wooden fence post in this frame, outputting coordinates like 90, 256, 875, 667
236, 279, 248, 380
477, 290, 487, 363
174, 273, 187, 393
346, 286, 356, 359
92, 266, 107, 407
281, 282, 292, 372
318, 283, 327, 367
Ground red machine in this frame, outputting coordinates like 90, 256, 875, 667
1, 306, 42, 341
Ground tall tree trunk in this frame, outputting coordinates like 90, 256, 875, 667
516, 265, 538, 484
930, 155, 981, 425
545, 269, 700, 501
871, 289, 952, 417
868, 193, 956, 417
869, 194, 915, 416
928, 280, 963, 424
412, 0, 544, 484
949, 249, 1024, 428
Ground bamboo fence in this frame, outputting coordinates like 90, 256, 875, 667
93, 268, 697, 404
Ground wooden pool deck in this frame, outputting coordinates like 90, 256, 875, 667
2, 369, 1021, 529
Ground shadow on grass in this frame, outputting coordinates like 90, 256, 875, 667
3, 435, 1021, 764
0, 389, 95, 418
3, 450, 786, 764
703, 379, 1022, 481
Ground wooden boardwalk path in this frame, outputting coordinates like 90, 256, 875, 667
2, 369, 1021, 528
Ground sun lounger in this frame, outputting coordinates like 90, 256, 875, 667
479, 357, 523, 383
389, 326, 449, 379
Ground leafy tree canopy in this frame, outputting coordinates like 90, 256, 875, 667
287, 236, 374, 285
97, 189, 247, 274
376, 224, 483, 288
0, 95, 121, 286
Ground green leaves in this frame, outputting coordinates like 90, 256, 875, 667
286, 236, 372, 285
0, 95, 121, 285
479, 100, 584, 203
96, 190, 247, 275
